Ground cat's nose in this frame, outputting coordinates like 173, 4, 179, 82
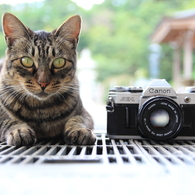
38, 82, 49, 89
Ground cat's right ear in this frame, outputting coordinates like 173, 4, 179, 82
2, 13, 32, 46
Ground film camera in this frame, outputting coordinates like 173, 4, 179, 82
106, 79, 195, 141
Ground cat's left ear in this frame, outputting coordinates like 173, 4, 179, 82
53, 15, 81, 46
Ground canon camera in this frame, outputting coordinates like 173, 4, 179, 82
106, 79, 195, 141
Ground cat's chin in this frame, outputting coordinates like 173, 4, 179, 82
34, 91, 51, 101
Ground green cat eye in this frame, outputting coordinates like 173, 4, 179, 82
21, 57, 34, 68
53, 58, 66, 69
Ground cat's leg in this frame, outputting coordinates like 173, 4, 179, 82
64, 115, 96, 145
2, 120, 36, 146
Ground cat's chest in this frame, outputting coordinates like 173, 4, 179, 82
20, 102, 73, 122
4, 98, 75, 124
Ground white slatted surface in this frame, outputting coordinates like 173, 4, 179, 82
1, 133, 195, 195
0, 133, 195, 166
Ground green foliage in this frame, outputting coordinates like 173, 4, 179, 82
159, 44, 173, 83
0, 0, 195, 84
0, 32, 6, 57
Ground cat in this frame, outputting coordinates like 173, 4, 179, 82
0, 13, 96, 146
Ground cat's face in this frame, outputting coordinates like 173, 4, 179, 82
1, 13, 81, 100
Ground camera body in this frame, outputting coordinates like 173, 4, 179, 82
106, 79, 195, 141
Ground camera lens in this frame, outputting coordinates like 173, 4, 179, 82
138, 96, 183, 141
150, 109, 169, 128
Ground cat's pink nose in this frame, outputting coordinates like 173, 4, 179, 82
38, 82, 48, 88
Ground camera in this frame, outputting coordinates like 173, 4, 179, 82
106, 79, 195, 141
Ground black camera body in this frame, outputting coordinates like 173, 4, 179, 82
106, 79, 195, 141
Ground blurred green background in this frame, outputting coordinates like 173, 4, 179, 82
1, 0, 195, 102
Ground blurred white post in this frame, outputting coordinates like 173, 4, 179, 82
148, 43, 161, 79
77, 49, 106, 130
172, 42, 181, 87
77, 49, 96, 104
183, 28, 194, 79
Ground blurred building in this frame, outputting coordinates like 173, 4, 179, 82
151, 9, 195, 87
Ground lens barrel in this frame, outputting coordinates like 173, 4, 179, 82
138, 96, 183, 141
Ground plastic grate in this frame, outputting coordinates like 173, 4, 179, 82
0, 133, 195, 166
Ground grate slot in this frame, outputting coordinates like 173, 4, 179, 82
0, 157, 13, 164
177, 147, 195, 155
23, 157, 39, 164
97, 139, 103, 145
11, 147, 30, 155
18, 147, 39, 155
67, 147, 77, 156
12, 157, 26, 164
134, 156, 144, 164
165, 157, 179, 165
184, 146, 195, 154
126, 146, 139, 154
85, 147, 93, 155
46, 147, 62, 155
34, 146, 51, 155
111, 139, 120, 145
60, 146, 73, 155
106, 146, 114, 154
105, 139, 112, 145
0, 142, 7, 145
143, 147, 157, 155
117, 146, 126, 154
153, 157, 166, 165
0, 147, 16, 155
73, 147, 83, 155
0, 146, 11, 153
185, 140, 195, 145
154, 147, 171, 155
122, 157, 129, 163
177, 157, 195, 165
164, 147, 184, 156
96, 146, 103, 155
108, 157, 117, 163
120, 140, 130, 145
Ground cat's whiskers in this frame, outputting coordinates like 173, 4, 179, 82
19, 92, 29, 103
0, 85, 27, 107
56, 91, 66, 100
2, 91, 19, 107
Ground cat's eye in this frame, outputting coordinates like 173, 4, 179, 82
53, 58, 66, 69
21, 57, 34, 68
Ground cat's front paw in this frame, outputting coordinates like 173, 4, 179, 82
65, 128, 96, 145
6, 128, 36, 146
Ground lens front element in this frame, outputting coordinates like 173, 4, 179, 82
150, 109, 169, 129
138, 96, 183, 141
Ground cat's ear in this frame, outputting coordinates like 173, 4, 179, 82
2, 13, 32, 46
53, 15, 81, 46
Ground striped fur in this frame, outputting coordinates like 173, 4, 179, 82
0, 13, 95, 146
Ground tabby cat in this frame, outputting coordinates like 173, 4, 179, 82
0, 13, 96, 146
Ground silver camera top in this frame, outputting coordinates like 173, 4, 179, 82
141, 79, 177, 97
108, 79, 195, 106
